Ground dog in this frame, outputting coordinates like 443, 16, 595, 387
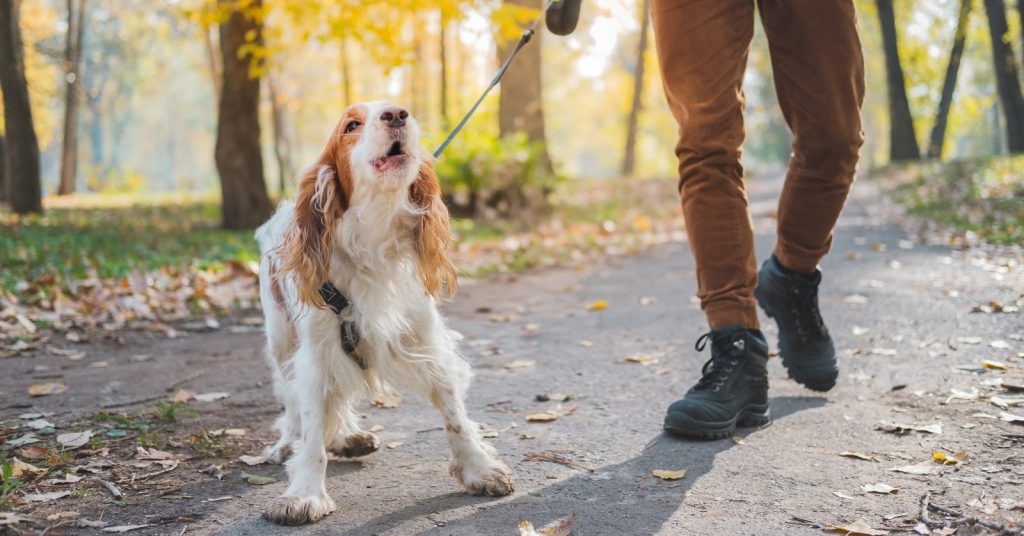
254, 101, 514, 525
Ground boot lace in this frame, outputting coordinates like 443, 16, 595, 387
693, 332, 745, 392
789, 283, 828, 343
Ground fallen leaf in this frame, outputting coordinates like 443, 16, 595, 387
387, 441, 403, 449
202, 464, 225, 480
210, 428, 246, 437
194, 392, 230, 402
833, 491, 856, 500
957, 336, 983, 345
579, 340, 594, 347
850, 326, 870, 336
503, 359, 537, 370
876, 422, 942, 435
839, 451, 877, 462
990, 340, 1011, 350
0, 513, 26, 526
535, 393, 574, 402
526, 405, 577, 423
371, 393, 402, 408
57, 430, 93, 449
844, 294, 869, 304
102, 525, 152, 533
369, 424, 385, 432
479, 423, 500, 438
888, 462, 935, 475
25, 418, 54, 430
171, 390, 195, 403
999, 411, 1024, 423
826, 519, 889, 535
652, 469, 687, 480
135, 446, 177, 460
623, 354, 660, 366
983, 360, 1009, 370
9, 458, 45, 479
238, 454, 269, 466
22, 490, 72, 503
932, 451, 967, 465
45, 512, 80, 522
8, 433, 40, 446
242, 472, 275, 485
588, 300, 608, 311
862, 483, 899, 494
870, 348, 897, 357
517, 513, 576, 536
523, 452, 590, 471
28, 382, 68, 397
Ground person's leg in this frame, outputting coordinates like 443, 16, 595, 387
759, 0, 865, 272
651, 0, 759, 330
653, 0, 771, 440
754, 0, 864, 392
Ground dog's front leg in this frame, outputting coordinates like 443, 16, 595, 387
263, 343, 338, 525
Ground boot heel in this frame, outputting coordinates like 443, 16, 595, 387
737, 407, 771, 428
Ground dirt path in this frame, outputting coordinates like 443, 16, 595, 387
2, 175, 1023, 535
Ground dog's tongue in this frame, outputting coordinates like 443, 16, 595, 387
374, 155, 404, 172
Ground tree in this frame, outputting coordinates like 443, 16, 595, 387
621, 0, 650, 176
875, 0, 920, 161
928, 0, 972, 159
0, 0, 42, 214
214, 0, 272, 229
57, 0, 87, 195
983, 0, 1024, 153
497, 0, 551, 172
0, 134, 6, 203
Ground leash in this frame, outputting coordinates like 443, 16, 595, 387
318, 282, 368, 369
432, 0, 556, 159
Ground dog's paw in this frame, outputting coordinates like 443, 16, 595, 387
452, 456, 515, 497
263, 493, 336, 525
264, 442, 293, 464
328, 431, 380, 458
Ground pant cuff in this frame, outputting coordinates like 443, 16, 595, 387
773, 243, 821, 275
704, 301, 760, 330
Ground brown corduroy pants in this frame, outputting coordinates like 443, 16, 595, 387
650, 0, 866, 329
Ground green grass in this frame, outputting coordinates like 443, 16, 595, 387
882, 156, 1024, 245
0, 198, 259, 295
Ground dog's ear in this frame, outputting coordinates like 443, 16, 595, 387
410, 159, 457, 298
278, 164, 347, 306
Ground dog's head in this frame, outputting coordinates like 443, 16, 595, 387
278, 101, 456, 306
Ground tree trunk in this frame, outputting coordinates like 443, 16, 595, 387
984, 0, 1024, 152
58, 0, 87, 195
215, 0, 272, 229
498, 0, 551, 172
268, 77, 293, 198
621, 0, 650, 176
875, 0, 920, 161
927, 0, 971, 159
202, 22, 222, 103
0, 0, 42, 214
0, 134, 6, 204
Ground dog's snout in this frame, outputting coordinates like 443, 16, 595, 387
380, 106, 408, 129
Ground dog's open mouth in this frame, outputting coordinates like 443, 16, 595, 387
373, 141, 407, 172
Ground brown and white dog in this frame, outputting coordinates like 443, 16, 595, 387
255, 101, 514, 525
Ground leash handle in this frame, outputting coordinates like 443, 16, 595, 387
433, 0, 555, 160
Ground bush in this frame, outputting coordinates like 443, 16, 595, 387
432, 131, 561, 220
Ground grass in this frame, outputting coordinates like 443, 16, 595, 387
881, 156, 1024, 245
0, 455, 24, 510
0, 194, 259, 295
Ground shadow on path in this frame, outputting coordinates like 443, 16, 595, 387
333, 396, 827, 535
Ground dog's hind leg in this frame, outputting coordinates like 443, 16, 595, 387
328, 402, 381, 458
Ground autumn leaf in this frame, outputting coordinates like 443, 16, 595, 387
652, 469, 687, 480
526, 405, 577, 423
887, 462, 935, 475
623, 354, 660, 366
242, 472, 275, 485
503, 359, 537, 370
826, 519, 888, 535
982, 360, 1009, 370
587, 300, 608, 311
194, 392, 230, 402
28, 382, 67, 397
57, 430, 93, 449
371, 393, 402, 409
861, 483, 899, 494
518, 513, 576, 536
839, 451, 877, 462
239, 454, 269, 466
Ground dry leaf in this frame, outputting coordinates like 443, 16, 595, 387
369, 424, 385, 432
888, 462, 935, 475
371, 393, 402, 408
22, 490, 72, 503
28, 382, 67, 397
238, 454, 269, 466
839, 451, 877, 462
526, 405, 577, 423
504, 359, 537, 370
982, 360, 1009, 370
999, 411, 1024, 423
387, 441, 403, 449
876, 422, 942, 435
242, 472, 275, 485
135, 446, 177, 460
990, 340, 1011, 349
102, 525, 152, 533
862, 483, 899, 494
518, 513, 576, 536
588, 300, 608, 311
623, 354, 660, 366
833, 491, 856, 500
844, 294, 869, 304
9, 458, 45, 479
194, 392, 229, 402
57, 430, 93, 449
826, 519, 888, 535
932, 451, 967, 465
171, 389, 195, 403
652, 469, 687, 480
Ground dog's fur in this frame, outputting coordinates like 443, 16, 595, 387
255, 101, 514, 525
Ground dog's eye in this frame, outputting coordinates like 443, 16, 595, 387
344, 120, 362, 133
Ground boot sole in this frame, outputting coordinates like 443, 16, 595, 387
663, 404, 771, 440
756, 295, 838, 393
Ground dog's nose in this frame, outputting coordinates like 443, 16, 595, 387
380, 107, 408, 129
